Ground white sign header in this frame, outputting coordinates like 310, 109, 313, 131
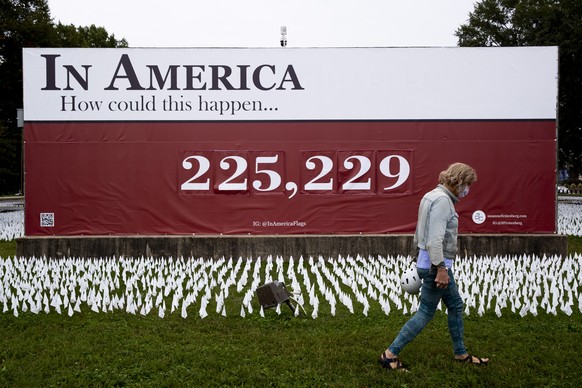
23, 47, 558, 121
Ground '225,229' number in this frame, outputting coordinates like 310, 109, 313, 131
179, 151, 411, 199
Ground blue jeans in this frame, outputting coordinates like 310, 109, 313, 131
388, 267, 467, 356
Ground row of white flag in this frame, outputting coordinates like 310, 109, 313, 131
558, 202, 582, 236
1, 253, 581, 319
0, 211, 23, 241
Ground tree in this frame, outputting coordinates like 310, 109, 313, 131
0, 0, 127, 195
0, 0, 55, 195
455, 0, 582, 181
54, 23, 128, 48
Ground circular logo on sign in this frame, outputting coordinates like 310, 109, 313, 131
472, 210, 486, 224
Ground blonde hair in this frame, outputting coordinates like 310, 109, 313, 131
438, 163, 477, 187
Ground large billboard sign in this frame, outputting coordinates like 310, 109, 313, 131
22, 47, 558, 236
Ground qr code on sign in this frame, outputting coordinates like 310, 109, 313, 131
40, 213, 55, 227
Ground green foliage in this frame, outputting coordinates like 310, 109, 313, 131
0, 0, 127, 195
0, 137, 20, 195
455, 0, 582, 179
54, 23, 128, 48
0, 0, 53, 195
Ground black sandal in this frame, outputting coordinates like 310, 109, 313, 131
455, 354, 488, 365
378, 352, 409, 371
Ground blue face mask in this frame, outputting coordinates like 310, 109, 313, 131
458, 185, 470, 198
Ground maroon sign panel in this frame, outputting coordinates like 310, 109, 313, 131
22, 48, 558, 236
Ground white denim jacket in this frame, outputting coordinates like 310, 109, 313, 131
413, 184, 459, 266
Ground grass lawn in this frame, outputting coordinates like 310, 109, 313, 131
0, 240, 16, 258
1, 306, 581, 386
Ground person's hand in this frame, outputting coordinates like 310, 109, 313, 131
435, 267, 449, 288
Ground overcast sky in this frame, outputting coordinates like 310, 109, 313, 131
47, 0, 476, 48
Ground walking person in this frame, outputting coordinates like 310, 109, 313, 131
379, 162, 489, 371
